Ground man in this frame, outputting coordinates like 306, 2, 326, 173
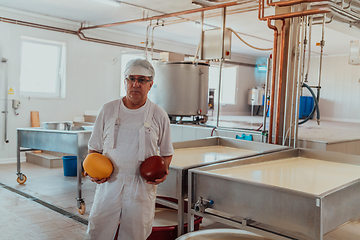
85, 58, 174, 240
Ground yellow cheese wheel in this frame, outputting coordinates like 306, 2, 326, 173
83, 153, 113, 179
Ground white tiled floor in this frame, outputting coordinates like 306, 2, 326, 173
0, 184, 87, 240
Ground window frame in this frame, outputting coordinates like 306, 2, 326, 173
19, 37, 66, 99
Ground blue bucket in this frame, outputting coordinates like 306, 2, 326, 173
62, 156, 77, 177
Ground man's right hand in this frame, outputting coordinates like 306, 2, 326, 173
84, 171, 110, 184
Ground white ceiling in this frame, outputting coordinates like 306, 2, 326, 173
0, 0, 359, 58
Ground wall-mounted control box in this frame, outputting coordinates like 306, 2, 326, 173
12, 99, 20, 109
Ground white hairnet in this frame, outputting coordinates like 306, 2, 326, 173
124, 58, 155, 80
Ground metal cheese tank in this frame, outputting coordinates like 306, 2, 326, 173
176, 229, 271, 240
149, 61, 209, 121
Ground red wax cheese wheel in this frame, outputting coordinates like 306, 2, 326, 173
140, 156, 167, 182
83, 153, 113, 179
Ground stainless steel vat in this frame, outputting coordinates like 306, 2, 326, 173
176, 229, 269, 240
150, 61, 209, 117
188, 148, 360, 240
156, 137, 289, 237
42, 121, 73, 131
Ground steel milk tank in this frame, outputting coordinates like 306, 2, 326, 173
149, 61, 209, 118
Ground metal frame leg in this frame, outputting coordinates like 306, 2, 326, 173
76, 144, 85, 214
177, 170, 184, 236
188, 171, 195, 232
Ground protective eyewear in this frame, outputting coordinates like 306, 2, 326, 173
126, 76, 152, 85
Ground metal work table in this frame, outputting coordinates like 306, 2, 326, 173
156, 136, 289, 237
16, 127, 92, 214
188, 148, 360, 240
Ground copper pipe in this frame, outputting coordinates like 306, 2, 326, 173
257, 0, 330, 144
0, 16, 166, 53
267, 19, 278, 144
0, 17, 78, 34
163, 1, 260, 26
265, 8, 330, 20
274, 19, 286, 144
267, 0, 326, 6
76, 31, 163, 52
259, 0, 330, 20
80, 1, 238, 31
274, 0, 328, 7
166, 5, 264, 25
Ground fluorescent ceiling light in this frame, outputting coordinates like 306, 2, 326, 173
93, 0, 121, 7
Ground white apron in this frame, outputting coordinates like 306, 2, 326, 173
86, 100, 157, 240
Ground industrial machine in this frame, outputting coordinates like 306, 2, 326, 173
150, 61, 209, 124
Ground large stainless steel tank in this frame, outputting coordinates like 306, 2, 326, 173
149, 61, 209, 117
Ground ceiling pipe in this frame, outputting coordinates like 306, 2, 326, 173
76, 30, 161, 52
119, 0, 218, 30
312, 15, 333, 23
145, 21, 152, 58
166, 5, 264, 25
258, 0, 330, 144
273, 0, 329, 7
79, 1, 238, 31
266, 19, 278, 144
274, 19, 286, 144
0, 17, 167, 53
151, 22, 164, 59
263, 8, 331, 20
0, 17, 78, 34
228, 28, 273, 50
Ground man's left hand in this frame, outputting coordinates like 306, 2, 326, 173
146, 169, 169, 185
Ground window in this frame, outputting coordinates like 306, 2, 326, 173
208, 65, 237, 105
20, 37, 66, 98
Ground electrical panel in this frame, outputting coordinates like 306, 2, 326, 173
202, 28, 232, 60
349, 40, 360, 65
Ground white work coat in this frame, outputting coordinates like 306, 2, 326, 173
86, 98, 173, 240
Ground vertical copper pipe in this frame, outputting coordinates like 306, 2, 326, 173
267, 0, 272, 7
274, 20, 286, 144
267, 19, 278, 144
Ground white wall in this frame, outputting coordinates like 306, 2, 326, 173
306, 55, 360, 123
0, 8, 197, 162
0, 8, 259, 162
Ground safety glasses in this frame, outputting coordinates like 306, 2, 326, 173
126, 76, 152, 85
